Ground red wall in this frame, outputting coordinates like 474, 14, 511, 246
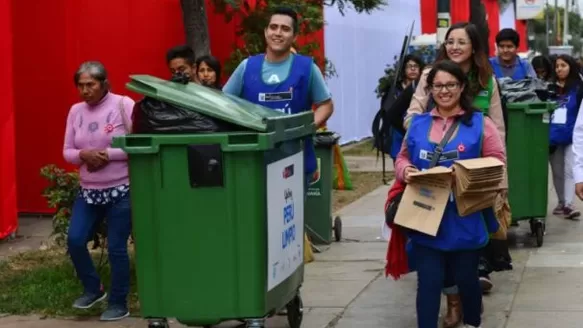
0, 0, 18, 237
12, 0, 185, 213
419, 0, 499, 56
11, 0, 326, 214
484, 0, 500, 56
515, 20, 528, 52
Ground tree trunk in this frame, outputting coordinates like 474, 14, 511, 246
469, 0, 489, 56
181, 0, 211, 58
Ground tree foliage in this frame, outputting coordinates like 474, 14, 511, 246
210, 0, 385, 77
529, 7, 583, 54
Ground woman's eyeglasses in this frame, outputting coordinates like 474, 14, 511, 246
445, 39, 470, 48
430, 83, 460, 92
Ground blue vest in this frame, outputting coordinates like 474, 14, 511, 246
550, 87, 579, 146
406, 112, 495, 251
241, 54, 317, 174
390, 129, 404, 160
489, 57, 529, 80
389, 82, 417, 159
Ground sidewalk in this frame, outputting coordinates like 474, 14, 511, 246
3, 176, 583, 327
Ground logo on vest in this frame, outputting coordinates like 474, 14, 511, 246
267, 74, 281, 83
419, 149, 459, 162
457, 143, 465, 153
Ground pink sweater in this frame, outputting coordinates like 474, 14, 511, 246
63, 92, 135, 189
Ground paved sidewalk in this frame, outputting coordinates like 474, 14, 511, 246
3, 176, 583, 327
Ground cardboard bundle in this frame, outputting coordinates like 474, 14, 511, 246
453, 157, 504, 216
394, 166, 453, 236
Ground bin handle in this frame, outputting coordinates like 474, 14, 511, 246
122, 145, 160, 154
524, 108, 553, 115
282, 124, 315, 141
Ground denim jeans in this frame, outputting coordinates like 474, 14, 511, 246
443, 255, 490, 295
67, 193, 132, 306
414, 243, 482, 328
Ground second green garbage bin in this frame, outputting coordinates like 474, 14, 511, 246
114, 75, 315, 328
506, 102, 555, 247
305, 132, 341, 245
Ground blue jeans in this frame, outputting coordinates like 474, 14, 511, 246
67, 194, 132, 306
414, 243, 482, 328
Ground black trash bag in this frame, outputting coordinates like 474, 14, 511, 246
313, 131, 340, 147
133, 97, 242, 134
498, 77, 555, 103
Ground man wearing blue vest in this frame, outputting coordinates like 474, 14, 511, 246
489, 28, 536, 80
223, 6, 334, 183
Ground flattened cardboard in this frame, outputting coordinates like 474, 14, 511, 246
394, 167, 452, 236
454, 178, 498, 216
454, 157, 504, 170
452, 157, 504, 215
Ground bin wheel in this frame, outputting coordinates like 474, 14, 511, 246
535, 222, 544, 247
333, 216, 342, 242
147, 319, 169, 328
286, 293, 303, 328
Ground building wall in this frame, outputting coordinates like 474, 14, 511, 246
10, 0, 326, 213
0, 0, 18, 236
12, 0, 185, 213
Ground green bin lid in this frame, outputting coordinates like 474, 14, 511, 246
126, 74, 287, 132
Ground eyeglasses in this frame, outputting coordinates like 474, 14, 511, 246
430, 83, 460, 92
445, 39, 471, 48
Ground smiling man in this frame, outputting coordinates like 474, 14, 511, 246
223, 6, 334, 181
489, 28, 536, 80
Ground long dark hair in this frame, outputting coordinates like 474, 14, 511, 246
554, 54, 582, 93
436, 22, 493, 97
195, 55, 222, 89
531, 55, 553, 81
426, 60, 478, 126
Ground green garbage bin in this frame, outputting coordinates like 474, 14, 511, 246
506, 101, 555, 247
305, 132, 342, 245
113, 75, 315, 328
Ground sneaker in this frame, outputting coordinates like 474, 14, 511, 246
100, 304, 130, 321
72, 291, 107, 309
479, 276, 494, 294
563, 205, 581, 219
553, 203, 565, 215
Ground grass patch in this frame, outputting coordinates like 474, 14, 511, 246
332, 171, 393, 212
342, 138, 376, 156
0, 248, 139, 317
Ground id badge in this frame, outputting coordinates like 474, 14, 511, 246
552, 106, 567, 124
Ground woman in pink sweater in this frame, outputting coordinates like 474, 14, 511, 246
63, 61, 134, 321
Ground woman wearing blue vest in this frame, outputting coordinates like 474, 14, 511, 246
395, 60, 506, 328
549, 55, 583, 219
384, 54, 425, 164
405, 22, 507, 327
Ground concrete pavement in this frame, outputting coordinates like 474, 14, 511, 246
3, 176, 583, 327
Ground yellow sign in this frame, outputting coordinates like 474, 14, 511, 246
438, 18, 450, 28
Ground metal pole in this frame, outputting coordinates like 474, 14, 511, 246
437, 0, 450, 46
554, 0, 559, 45
563, 0, 569, 45
545, 0, 549, 50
